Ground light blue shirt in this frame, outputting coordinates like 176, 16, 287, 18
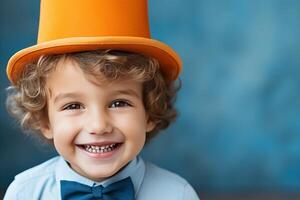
4, 156, 199, 200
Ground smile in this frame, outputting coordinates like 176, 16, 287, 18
79, 143, 120, 154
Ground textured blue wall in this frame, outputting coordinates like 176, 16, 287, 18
1, 0, 300, 195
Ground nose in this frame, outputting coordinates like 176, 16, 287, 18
85, 108, 113, 135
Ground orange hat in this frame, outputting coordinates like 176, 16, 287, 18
7, 0, 182, 84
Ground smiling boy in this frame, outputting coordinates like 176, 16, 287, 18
4, 0, 199, 199
43, 54, 154, 182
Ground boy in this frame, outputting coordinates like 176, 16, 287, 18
4, 0, 199, 199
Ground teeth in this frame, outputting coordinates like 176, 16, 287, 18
84, 143, 117, 153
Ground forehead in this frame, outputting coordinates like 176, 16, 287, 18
45, 59, 143, 98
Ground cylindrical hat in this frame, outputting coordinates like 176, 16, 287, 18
7, 0, 182, 84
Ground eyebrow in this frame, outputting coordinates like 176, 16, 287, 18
112, 89, 141, 99
53, 93, 82, 104
53, 89, 140, 104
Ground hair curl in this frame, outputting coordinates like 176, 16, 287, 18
6, 50, 180, 143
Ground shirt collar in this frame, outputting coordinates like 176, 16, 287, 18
55, 156, 145, 197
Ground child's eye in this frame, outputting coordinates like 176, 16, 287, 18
110, 100, 132, 108
63, 103, 83, 110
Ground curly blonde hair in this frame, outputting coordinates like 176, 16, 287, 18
6, 50, 179, 143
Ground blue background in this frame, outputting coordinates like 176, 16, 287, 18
1, 0, 300, 198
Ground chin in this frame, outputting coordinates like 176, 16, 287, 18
86, 164, 123, 179
86, 170, 118, 182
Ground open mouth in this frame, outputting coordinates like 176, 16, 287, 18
78, 143, 121, 154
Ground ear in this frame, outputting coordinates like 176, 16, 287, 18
146, 120, 156, 133
41, 127, 53, 139
40, 121, 53, 139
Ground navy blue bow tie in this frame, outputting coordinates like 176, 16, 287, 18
60, 177, 134, 200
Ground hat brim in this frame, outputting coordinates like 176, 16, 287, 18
7, 36, 182, 84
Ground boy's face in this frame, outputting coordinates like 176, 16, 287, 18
42, 59, 154, 181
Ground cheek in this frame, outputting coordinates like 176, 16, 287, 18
114, 112, 148, 140
51, 116, 79, 144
